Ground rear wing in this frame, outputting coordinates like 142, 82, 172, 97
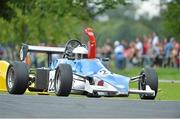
20, 44, 65, 66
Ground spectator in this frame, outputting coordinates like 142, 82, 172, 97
124, 41, 136, 61
135, 37, 143, 65
164, 37, 173, 67
114, 41, 125, 69
172, 41, 180, 68
143, 35, 149, 55
177, 46, 180, 69
153, 43, 163, 67
142, 35, 151, 66
152, 32, 159, 48
102, 39, 113, 59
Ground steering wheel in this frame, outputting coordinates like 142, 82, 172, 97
63, 39, 82, 58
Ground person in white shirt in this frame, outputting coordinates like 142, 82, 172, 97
152, 32, 159, 47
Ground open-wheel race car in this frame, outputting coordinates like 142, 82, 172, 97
0, 28, 158, 99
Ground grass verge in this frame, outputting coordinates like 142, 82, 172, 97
129, 82, 180, 100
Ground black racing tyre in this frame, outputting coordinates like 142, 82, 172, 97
55, 64, 73, 96
138, 67, 158, 100
6, 61, 28, 94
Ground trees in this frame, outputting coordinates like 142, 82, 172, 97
0, 0, 124, 45
162, 0, 180, 40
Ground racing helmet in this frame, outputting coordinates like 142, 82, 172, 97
72, 46, 88, 59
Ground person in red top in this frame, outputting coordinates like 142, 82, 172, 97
143, 36, 150, 55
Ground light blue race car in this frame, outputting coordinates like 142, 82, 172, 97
4, 28, 158, 100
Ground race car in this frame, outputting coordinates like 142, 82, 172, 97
0, 28, 158, 99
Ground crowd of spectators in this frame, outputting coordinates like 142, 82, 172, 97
98, 32, 180, 69
0, 32, 180, 70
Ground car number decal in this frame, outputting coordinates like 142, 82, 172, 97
48, 70, 56, 92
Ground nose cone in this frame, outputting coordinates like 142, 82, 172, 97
95, 73, 130, 94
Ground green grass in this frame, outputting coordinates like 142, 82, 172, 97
157, 82, 180, 100
155, 67, 180, 80
128, 82, 180, 100
110, 62, 180, 80
1, 82, 179, 100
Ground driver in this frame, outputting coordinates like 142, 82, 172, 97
72, 46, 88, 59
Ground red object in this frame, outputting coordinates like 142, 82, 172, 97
143, 42, 149, 55
84, 27, 96, 58
97, 80, 104, 86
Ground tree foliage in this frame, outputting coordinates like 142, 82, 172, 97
162, 0, 180, 40
0, 0, 124, 45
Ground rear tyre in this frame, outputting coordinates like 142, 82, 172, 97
6, 61, 28, 94
138, 67, 158, 100
55, 64, 73, 96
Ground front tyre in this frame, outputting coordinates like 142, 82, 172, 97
139, 67, 158, 100
55, 64, 73, 96
6, 61, 28, 94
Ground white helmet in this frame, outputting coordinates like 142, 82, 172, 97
72, 46, 88, 59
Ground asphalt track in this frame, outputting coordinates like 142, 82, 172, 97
0, 94, 180, 118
